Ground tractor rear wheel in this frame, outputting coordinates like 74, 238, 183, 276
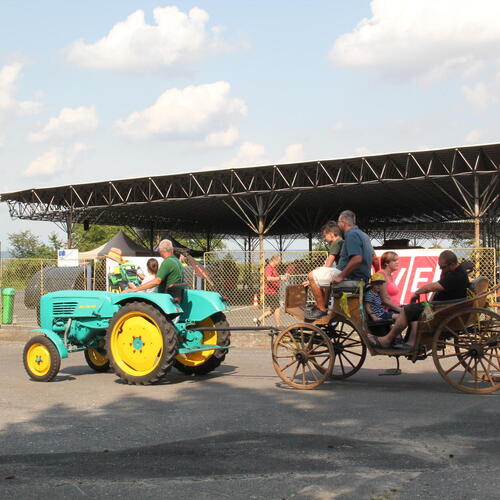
174, 313, 230, 376
106, 301, 177, 385
23, 335, 61, 382
84, 347, 110, 372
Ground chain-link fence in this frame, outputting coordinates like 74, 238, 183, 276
0, 259, 94, 326
0, 247, 497, 327
454, 247, 497, 288
203, 250, 328, 328
0, 256, 202, 326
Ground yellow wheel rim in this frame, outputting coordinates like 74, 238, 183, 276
176, 317, 218, 367
26, 343, 51, 377
110, 312, 164, 376
86, 348, 108, 367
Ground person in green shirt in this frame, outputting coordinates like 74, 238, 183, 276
121, 239, 184, 294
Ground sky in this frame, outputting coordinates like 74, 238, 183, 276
1, 0, 499, 249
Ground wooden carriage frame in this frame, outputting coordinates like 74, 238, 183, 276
271, 279, 500, 393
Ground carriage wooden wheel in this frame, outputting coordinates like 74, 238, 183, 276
272, 323, 334, 389
432, 308, 500, 394
324, 318, 367, 380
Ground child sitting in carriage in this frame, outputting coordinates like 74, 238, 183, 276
364, 272, 399, 322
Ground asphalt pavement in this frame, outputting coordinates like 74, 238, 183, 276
0, 335, 499, 499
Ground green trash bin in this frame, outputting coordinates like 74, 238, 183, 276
2, 288, 15, 324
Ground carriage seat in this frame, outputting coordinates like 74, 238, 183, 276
366, 318, 394, 337
330, 280, 361, 294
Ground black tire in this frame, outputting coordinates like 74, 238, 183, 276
23, 335, 61, 382
84, 347, 111, 372
106, 301, 177, 385
174, 313, 230, 376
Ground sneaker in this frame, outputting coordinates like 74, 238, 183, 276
252, 317, 262, 327
300, 304, 315, 311
304, 306, 328, 320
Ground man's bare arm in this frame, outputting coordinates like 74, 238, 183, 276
410, 281, 444, 302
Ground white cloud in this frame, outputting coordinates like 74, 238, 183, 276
29, 106, 99, 142
0, 62, 41, 115
116, 81, 247, 142
461, 82, 491, 108
354, 146, 372, 156
331, 120, 347, 132
329, 0, 500, 81
23, 143, 88, 177
66, 6, 227, 72
223, 142, 306, 168
202, 126, 239, 148
223, 142, 268, 168
465, 129, 482, 144
280, 143, 304, 163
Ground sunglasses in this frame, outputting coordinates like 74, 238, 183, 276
439, 263, 450, 270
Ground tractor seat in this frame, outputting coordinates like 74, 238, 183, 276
167, 283, 188, 303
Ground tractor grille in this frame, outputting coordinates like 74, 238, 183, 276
52, 302, 78, 316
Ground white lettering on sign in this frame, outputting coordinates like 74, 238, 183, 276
411, 267, 433, 292
400, 257, 415, 301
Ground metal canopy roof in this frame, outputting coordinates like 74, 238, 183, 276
1, 143, 499, 238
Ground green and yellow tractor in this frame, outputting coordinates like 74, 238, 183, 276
23, 288, 231, 384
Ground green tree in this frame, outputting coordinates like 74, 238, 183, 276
174, 236, 226, 252
8, 230, 52, 258
47, 232, 64, 253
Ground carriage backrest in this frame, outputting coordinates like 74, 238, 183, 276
285, 284, 307, 309
469, 276, 489, 308
416, 276, 490, 338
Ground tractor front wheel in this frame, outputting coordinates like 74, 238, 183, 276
23, 335, 61, 382
174, 313, 230, 376
106, 301, 177, 385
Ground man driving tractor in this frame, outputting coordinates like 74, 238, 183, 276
122, 239, 184, 295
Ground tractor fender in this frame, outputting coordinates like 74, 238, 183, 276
180, 290, 230, 322
32, 329, 69, 359
112, 292, 182, 318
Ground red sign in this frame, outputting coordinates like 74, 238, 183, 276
375, 249, 444, 304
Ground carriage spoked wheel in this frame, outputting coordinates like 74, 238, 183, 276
324, 318, 367, 380
432, 308, 500, 394
272, 323, 334, 389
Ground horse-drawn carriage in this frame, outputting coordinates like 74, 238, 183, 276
271, 278, 500, 394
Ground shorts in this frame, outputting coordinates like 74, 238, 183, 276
311, 266, 342, 287
404, 302, 425, 322
378, 310, 395, 320
265, 294, 280, 310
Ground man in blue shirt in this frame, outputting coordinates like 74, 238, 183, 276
333, 210, 377, 284
306, 210, 378, 320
